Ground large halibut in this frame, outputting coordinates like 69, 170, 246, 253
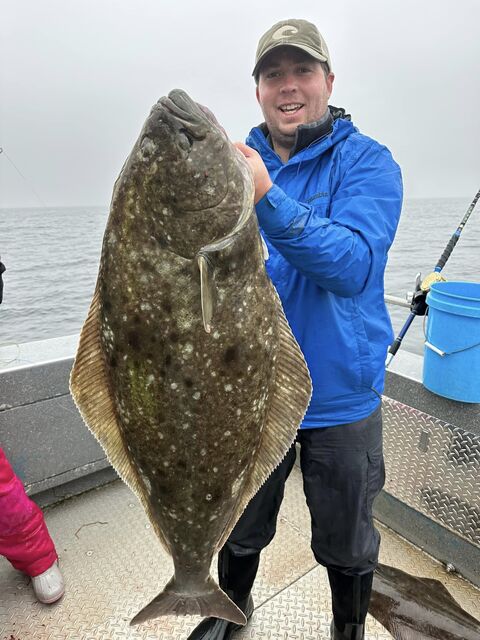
70, 89, 312, 627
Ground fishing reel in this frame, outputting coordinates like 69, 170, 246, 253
406, 272, 447, 317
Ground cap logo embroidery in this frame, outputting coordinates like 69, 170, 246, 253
271, 25, 298, 40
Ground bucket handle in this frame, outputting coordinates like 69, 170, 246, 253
424, 341, 446, 356
424, 339, 480, 357
424, 311, 480, 356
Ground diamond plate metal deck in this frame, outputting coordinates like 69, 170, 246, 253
383, 397, 480, 546
1, 466, 479, 639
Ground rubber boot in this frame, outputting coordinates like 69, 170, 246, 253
185, 546, 260, 640
330, 620, 365, 640
328, 569, 374, 640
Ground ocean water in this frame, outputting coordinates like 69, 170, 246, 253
0, 197, 478, 357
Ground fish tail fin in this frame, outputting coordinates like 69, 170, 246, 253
130, 576, 247, 626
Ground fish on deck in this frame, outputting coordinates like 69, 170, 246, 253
370, 563, 480, 640
70, 89, 312, 627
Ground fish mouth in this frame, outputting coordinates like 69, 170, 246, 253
150, 89, 230, 214
159, 89, 207, 140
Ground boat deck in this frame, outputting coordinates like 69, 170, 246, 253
1, 466, 479, 640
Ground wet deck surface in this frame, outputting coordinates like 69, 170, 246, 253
1, 466, 479, 639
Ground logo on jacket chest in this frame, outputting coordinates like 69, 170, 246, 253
306, 191, 329, 203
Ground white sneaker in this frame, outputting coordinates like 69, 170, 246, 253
31, 561, 65, 604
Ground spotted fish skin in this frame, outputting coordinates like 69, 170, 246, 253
70, 89, 311, 627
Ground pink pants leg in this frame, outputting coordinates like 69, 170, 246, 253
0, 447, 58, 577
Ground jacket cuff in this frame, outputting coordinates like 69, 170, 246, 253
255, 184, 292, 236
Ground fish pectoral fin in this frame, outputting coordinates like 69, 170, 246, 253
130, 575, 246, 626
198, 253, 215, 333
261, 235, 269, 261
215, 287, 312, 552
69, 285, 170, 553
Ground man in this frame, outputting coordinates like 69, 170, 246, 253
188, 18, 402, 640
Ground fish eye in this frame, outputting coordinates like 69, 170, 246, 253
140, 135, 156, 158
178, 128, 194, 149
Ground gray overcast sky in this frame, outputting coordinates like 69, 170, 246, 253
1, 0, 479, 207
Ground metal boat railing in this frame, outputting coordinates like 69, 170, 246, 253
0, 296, 479, 586
384, 294, 411, 309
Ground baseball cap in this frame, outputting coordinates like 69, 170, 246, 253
252, 19, 332, 79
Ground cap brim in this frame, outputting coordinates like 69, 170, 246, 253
252, 42, 329, 77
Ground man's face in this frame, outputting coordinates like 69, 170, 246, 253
256, 47, 334, 155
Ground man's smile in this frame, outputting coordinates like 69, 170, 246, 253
278, 103, 304, 114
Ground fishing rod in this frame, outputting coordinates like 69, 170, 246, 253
0, 146, 46, 207
385, 186, 480, 368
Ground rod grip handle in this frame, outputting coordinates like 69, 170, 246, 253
436, 234, 459, 271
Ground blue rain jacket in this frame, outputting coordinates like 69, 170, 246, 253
247, 117, 403, 427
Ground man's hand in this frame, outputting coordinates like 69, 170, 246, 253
234, 142, 273, 204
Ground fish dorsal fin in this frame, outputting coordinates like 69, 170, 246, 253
69, 285, 170, 552
215, 291, 312, 551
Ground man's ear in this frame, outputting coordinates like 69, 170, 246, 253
326, 72, 335, 98
256, 85, 260, 104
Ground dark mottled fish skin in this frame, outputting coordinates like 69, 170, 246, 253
370, 563, 480, 639
70, 89, 311, 627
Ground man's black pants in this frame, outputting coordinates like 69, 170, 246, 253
225, 405, 385, 576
